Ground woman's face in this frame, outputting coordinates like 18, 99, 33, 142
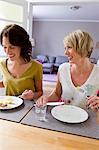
2, 36, 21, 61
64, 45, 82, 64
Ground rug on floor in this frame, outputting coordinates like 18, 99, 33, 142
43, 81, 56, 96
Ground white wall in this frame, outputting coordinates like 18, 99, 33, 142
33, 21, 99, 60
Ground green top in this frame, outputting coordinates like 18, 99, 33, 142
0, 59, 42, 96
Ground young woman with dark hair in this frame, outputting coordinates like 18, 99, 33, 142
0, 24, 43, 100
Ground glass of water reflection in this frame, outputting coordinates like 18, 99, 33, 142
35, 105, 47, 122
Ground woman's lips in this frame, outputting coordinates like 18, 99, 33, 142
68, 57, 73, 61
8, 54, 15, 58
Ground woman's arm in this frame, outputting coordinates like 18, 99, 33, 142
36, 75, 62, 106
47, 78, 62, 101
33, 79, 43, 99
20, 80, 43, 100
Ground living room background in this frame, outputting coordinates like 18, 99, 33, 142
33, 21, 99, 61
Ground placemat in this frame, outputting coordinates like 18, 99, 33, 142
21, 106, 99, 139
0, 100, 34, 122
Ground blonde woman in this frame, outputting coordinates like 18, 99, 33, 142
37, 30, 99, 111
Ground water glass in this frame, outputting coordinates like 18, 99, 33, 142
35, 105, 47, 122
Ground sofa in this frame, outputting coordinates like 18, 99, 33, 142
36, 54, 69, 74
54, 56, 69, 72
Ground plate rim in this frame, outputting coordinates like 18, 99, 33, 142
47, 101, 64, 106
0, 96, 23, 110
51, 105, 89, 123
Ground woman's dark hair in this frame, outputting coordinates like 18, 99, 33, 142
0, 24, 32, 62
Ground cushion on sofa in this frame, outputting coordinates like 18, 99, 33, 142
43, 63, 54, 69
48, 56, 56, 63
55, 56, 68, 64
54, 56, 68, 69
36, 55, 48, 63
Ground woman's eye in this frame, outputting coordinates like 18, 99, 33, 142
3, 47, 6, 49
65, 46, 72, 50
67, 46, 72, 49
10, 46, 15, 49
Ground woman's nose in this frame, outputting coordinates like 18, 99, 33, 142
5, 47, 10, 54
64, 48, 69, 55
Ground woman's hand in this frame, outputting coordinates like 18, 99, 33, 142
86, 95, 99, 112
20, 89, 34, 100
36, 96, 49, 106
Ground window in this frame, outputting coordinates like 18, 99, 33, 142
0, 0, 26, 57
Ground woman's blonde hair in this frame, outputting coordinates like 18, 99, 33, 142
63, 30, 94, 58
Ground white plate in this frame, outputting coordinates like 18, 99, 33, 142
47, 102, 64, 106
51, 105, 88, 123
0, 96, 23, 110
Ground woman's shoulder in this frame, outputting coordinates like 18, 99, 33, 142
59, 62, 70, 70
31, 59, 42, 68
0, 58, 7, 65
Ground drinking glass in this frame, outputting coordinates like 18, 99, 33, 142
35, 105, 47, 122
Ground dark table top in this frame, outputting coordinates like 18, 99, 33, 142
21, 106, 99, 140
0, 100, 34, 123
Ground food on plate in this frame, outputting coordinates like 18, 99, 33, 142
0, 97, 14, 108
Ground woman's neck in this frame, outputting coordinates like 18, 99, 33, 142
8, 58, 26, 66
70, 58, 94, 87
71, 58, 94, 75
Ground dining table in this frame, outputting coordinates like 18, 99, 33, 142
0, 119, 99, 150
0, 99, 99, 150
